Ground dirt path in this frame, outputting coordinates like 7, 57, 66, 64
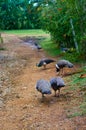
0, 34, 86, 130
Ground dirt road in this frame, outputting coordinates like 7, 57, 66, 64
0, 34, 85, 130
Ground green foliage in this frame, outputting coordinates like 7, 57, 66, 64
80, 36, 86, 60
40, 0, 86, 59
61, 52, 81, 62
40, 36, 84, 63
0, 0, 41, 30
40, 1, 74, 45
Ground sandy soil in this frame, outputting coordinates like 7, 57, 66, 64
0, 34, 86, 130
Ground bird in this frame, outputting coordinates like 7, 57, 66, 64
50, 77, 65, 97
36, 58, 56, 69
56, 59, 74, 75
36, 79, 52, 98
34, 42, 42, 51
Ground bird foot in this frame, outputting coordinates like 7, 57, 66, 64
54, 94, 60, 97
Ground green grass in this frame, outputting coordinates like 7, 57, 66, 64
3, 29, 49, 37
65, 67, 86, 118
67, 101, 86, 118
67, 110, 86, 118
0, 47, 5, 50
40, 38, 61, 57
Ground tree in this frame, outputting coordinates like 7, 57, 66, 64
40, 0, 86, 55
0, 0, 42, 29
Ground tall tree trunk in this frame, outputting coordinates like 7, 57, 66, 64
70, 18, 79, 53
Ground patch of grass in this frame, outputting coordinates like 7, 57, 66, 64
0, 47, 5, 50
3, 29, 49, 37
65, 66, 86, 91
80, 102, 86, 110
65, 67, 86, 118
67, 111, 85, 118
40, 38, 61, 56
67, 102, 86, 118
71, 75, 86, 85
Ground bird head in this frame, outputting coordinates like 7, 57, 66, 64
68, 63, 74, 68
36, 63, 38, 67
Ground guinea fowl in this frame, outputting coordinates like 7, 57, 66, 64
36, 58, 55, 69
36, 79, 51, 98
56, 59, 74, 75
50, 77, 65, 97
34, 43, 42, 51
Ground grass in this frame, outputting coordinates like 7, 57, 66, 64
3, 29, 49, 37
67, 101, 86, 118
40, 37, 61, 57
65, 67, 86, 118
0, 47, 5, 50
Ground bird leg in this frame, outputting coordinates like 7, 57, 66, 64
41, 94, 45, 102
58, 69, 63, 77
43, 62, 46, 69
42, 93, 45, 97
72, 66, 76, 74
57, 69, 61, 76
54, 89, 60, 97
61, 68, 64, 76
54, 91, 57, 97
58, 89, 60, 97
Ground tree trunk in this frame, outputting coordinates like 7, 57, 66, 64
70, 18, 79, 53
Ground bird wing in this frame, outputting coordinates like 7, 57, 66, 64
56, 77, 65, 86
36, 79, 51, 94
45, 59, 55, 64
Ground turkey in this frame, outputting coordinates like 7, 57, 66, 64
50, 77, 65, 97
36, 79, 51, 98
36, 58, 55, 69
56, 59, 74, 75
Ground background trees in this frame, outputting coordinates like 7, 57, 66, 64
40, 0, 86, 57
0, 0, 86, 58
0, 0, 41, 29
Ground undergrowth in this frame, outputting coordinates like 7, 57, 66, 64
40, 37, 86, 63
65, 67, 86, 118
